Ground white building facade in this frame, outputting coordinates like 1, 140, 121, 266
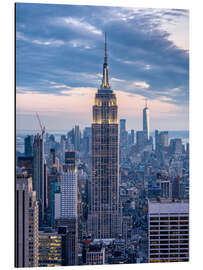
61, 171, 77, 218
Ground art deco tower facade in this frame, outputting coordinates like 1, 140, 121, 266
88, 34, 121, 239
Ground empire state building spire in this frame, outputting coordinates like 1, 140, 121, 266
101, 33, 110, 89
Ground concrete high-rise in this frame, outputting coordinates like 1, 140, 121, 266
155, 130, 169, 153
143, 100, 150, 141
159, 131, 169, 147
120, 119, 126, 133
61, 152, 78, 219
120, 119, 128, 147
130, 129, 135, 145
88, 33, 122, 239
59, 151, 78, 265
15, 173, 39, 267
148, 200, 189, 263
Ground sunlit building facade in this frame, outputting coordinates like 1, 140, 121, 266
88, 34, 122, 239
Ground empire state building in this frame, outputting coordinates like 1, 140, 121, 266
88, 34, 122, 239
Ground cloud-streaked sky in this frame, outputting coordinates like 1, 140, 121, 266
16, 3, 189, 131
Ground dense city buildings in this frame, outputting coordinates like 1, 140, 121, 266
88, 34, 122, 239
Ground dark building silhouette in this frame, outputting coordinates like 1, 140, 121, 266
24, 135, 34, 156
33, 134, 45, 227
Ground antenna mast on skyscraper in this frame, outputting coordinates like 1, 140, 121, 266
36, 112, 45, 137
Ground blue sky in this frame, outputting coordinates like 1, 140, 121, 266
16, 3, 189, 131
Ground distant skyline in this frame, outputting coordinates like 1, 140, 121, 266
16, 3, 189, 131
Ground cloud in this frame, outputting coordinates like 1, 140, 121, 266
145, 64, 151, 70
16, 87, 186, 131
68, 39, 94, 49
16, 31, 65, 47
55, 16, 102, 36
33, 39, 65, 47
16, 31, 27, 41
16, 86, 40, 94
132, 81, 150, 89
111, 77, 125, 82
16, 87, 179, 117
15, 3, 189, 129
50, 84, 71, 89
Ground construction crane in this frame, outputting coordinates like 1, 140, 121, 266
36, 112, 45, 137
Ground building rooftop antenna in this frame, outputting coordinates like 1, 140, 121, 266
36, 112, 45, 137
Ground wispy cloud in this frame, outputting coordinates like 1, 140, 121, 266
49, 84, 71, 89
33, 39, 65, 47
68, 39, 94, 49
16, 31, 65, 47
111, 77, 125, 82
132, 81, 150, 89
55, 16, 102, 36
16, 31, 28, 41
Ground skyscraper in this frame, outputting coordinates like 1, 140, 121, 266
148, 200, 189, 263
155, 130, 169, 153
33, 133, 45, 226
120, 119, 128, 147
159, 131, 169, 147
130, 129, 135, 145
74, 125, 81, 152
59, 151, 78, 265
61, 152, 78, 219
170, 138, 182, 154
15, 173, 39, 267
88, 33, 121, 239
24, 135, 34, 156
136, 131, 145, 148
143, 100, 150, 141
120, 119, 126, 134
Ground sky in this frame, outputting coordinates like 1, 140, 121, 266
16, 3, 189, 132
